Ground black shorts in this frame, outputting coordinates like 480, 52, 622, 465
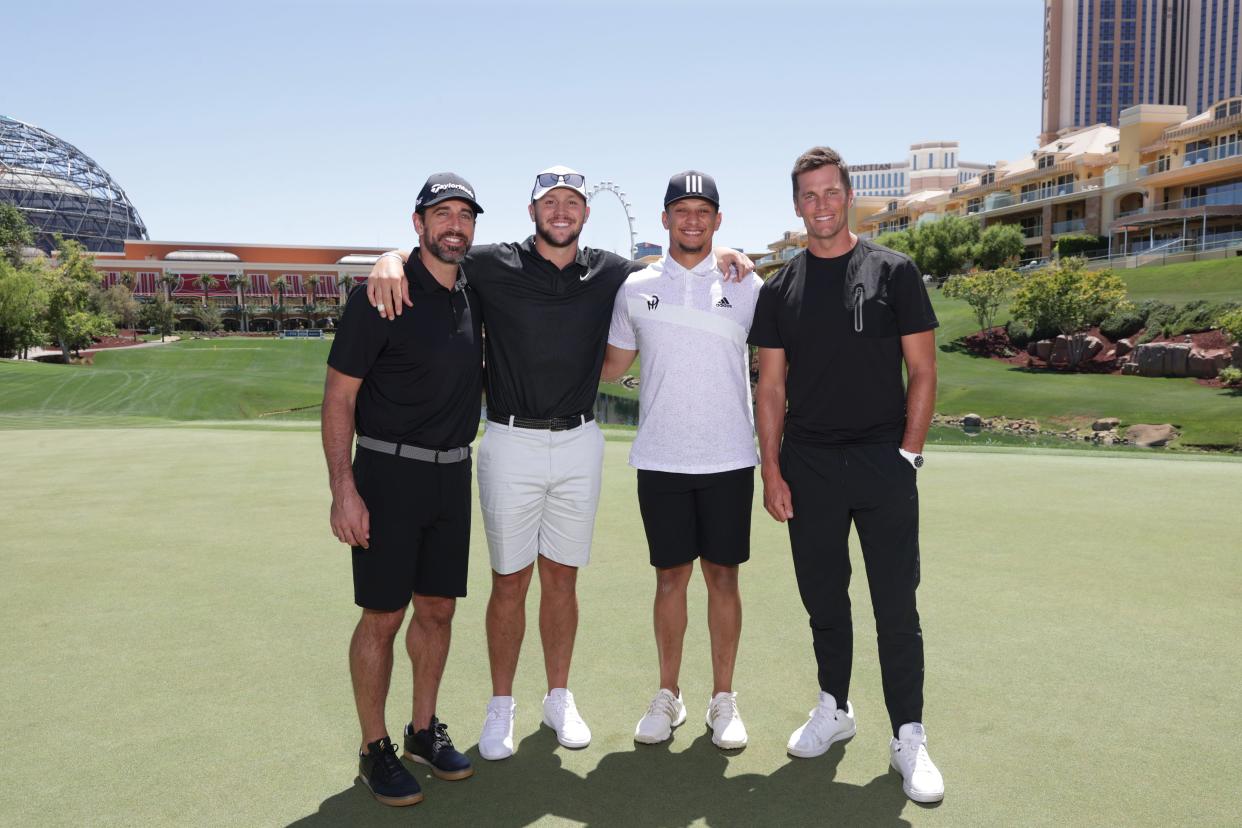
351, 446, 472, 610
636, 467, 754, 569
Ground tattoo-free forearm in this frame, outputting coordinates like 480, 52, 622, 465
321, 387, 358, 495
901, 365, 936, 454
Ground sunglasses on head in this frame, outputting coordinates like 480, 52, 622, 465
535, 173, 585, 189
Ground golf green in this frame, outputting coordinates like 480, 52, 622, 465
2, 429, 1238, 826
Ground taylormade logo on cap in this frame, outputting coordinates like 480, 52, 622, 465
429, 182, 475, 198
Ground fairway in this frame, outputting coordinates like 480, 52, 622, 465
2, 428, 1239, 827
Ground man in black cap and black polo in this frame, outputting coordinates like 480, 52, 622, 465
321, 172, 482, 807
603, 171, 764, 750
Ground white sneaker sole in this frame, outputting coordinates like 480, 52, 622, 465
707, 725, 748, 750
891, 758, 944, 803
478, 744, 514, 761
786, 723, 856, 758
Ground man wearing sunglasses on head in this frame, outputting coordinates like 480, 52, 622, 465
364, 166, 754, 760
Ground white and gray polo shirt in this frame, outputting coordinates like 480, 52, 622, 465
608, 253, 764, 474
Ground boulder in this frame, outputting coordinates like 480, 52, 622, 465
1092, 417, 1120, 431
1049, 335, 1071, 366
1115, 338, 1133, 358
1233, 343, 1242, 369
962, 413, 983, 428
1135, 343, 1167, 376
1035, 339, 1053, 362
1165, 343, 1190, 376
1082, 335, 1104, 361
1188, 348, 1232, 378
1121, 361, 1139, 375
1126, 423, 1177, 447
1027, 341, 1039, 357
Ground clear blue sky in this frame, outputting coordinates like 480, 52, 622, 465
4, 0, 1043, 255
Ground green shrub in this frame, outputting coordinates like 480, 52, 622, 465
1218, 366, 1242, 387
1219, 307, 1242, 343
1137, 325, 1163, 344
1167, 300, 1240, 336
1099, 308, 1146, 340
1005, 317, 1057, 348
1054, 234, 1107, 258
1138, 299, 1175, 326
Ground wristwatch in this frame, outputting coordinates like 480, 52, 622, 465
898, 448, 924, 469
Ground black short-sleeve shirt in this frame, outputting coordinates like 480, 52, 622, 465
747, 240, 938, 446
327, 251, 482, 449
463, 237, 644, 419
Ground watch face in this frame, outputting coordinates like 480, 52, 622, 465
913, 454, 924, 469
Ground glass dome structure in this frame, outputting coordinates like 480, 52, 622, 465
0, 114, 148, 253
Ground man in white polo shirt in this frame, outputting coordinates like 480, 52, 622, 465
602, 171, 763, 749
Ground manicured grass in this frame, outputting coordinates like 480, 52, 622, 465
1, 428, 1238, 826
926, 257, 1242, 448
0, 338, 330, 427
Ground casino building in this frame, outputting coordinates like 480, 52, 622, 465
93, 240, 384, 331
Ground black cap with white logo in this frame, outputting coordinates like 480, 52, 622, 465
415, 172, 484, 215
664, 170, 719, 208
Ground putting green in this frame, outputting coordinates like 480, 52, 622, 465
1, 429, 1239, 826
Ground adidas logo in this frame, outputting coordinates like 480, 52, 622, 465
714, 296, 732, 309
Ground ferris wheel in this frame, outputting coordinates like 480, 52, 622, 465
587, 180, 638, 259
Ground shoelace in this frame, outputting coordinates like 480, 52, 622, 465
710, 695, 738, 723
373, 741, 406, 781
807, 704, 841, 737
482, 704, 510, 734
549, 693, 585, 726
911, 743, 935, 774
646, 692, 679, 720
430, 721, 454, 753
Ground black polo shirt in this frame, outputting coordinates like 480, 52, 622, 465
748, 240, 938, 447
462, 237, 643, 419
328, 250, 482, 450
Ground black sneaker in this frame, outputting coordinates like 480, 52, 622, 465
404, 717, 474, 780
358, 736, 423, 806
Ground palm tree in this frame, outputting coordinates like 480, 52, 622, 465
158, 272, 178, 301
119, 271, 136, 291
195, 273, 215, 307
227, 273, 251, 332
272, 275, 288, 332
306, 273, 320, 303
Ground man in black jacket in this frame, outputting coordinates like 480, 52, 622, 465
749, 146, 944, 803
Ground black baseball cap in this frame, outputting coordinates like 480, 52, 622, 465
415, 172, 484, 215
664, 170, 719, 208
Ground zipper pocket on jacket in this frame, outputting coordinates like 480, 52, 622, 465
853, 284, 864, 332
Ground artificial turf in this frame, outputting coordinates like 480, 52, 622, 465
2, 428, 1239, 826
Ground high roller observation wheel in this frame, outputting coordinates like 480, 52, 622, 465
587, 180, 638, 259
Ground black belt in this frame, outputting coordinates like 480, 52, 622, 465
356, 435, 471, 463
487, 411, 594, 431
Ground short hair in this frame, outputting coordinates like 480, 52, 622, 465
791, 146, 852, 199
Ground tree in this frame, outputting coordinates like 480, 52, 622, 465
874, 229, 916, 258
973, 224, 1025, 271
1010, 257, 1129, 369
92, 283, 141, 339
227, 273, 251, 332
0, 258, 47, 358
193, 302, 223, 333
139, 295, 176, 342
272, 276, 288, 332
0, 203, 35, 265
942, 267, 1020, 336
158, 272, 178, 301
306, 273, 320, 304
44, 238, 114, 362
910, 215, 979, 281
195, 273, 216, 306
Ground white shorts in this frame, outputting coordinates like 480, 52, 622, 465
477, 419, 606, 575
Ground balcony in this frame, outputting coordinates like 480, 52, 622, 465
1021, 225, 1044, 241
1052, 218, 1087, 235
1183, 142, 1241, 167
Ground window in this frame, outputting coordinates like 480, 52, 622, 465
967, 197, 982, 214
928, 152, 934, 168
980, 171, 995, 185
1038, 154, 1056, 169
1120, 21, 1135, 40
1100, 21, 1114, 40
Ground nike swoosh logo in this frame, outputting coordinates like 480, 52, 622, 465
580, 269, 594, 282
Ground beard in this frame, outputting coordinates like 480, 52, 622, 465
425, 230, 469, 264
535, 217, 583, 249
672, 237, 708, 257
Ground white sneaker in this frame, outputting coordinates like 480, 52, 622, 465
705, 691, 748, 749
478, 695, 515, 761
786, 691, 856, 758
890, 722, 944, 803
542, 688, 591, 749
634, 688, 687, 744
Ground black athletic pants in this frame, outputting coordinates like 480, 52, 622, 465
780, 439, 923, 737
